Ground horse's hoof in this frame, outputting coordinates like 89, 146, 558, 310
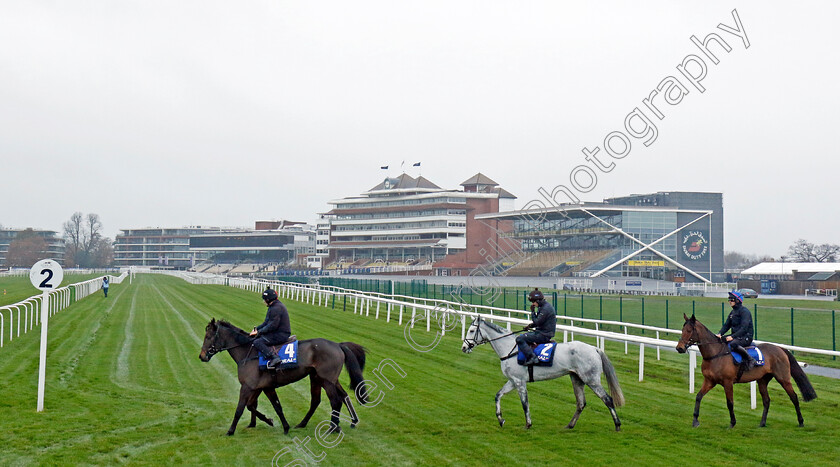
350, 423, 357, 429
799, 423, 804, 428
283, 427, 290, 435
226, 431, 235, 436
729, 423, 736, 429
525, 423, 532, 430
565, 424, 574, 429
294, 423, 307, 429
246, 424, 256, 429
615, 425, 621, 432
692, 420, 700, 428
266, 418, 274, 427
498, 419, 505, 428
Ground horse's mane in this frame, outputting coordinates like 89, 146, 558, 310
482, 320, 507, 334
691, 318, 719, 342
216, 320, 253, 345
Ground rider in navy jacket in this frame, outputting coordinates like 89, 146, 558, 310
249, 287, 291, 369
516, 288, 556, 365
717, 290, 756, 375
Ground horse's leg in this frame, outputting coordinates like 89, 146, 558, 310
758, 374, 773, 427
584, 376, 621, 432
514, 380, 532, 429
296, 374, 323, 429
335, 381, 360, 428
321, 380, 345, 434
263, 387, 291, 434
723, 381, 736, 428
566, 373, 587, 430
693, 379, 715, 428
227, 385, 252, 436
776, 375, 804, 427
246, 390, 274, 428
495, 380, 516, 428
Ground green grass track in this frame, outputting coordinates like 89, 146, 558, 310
1, 274, 839, 466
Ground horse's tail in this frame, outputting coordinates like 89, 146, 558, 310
340, 342, 366, 372
784, 348, 817, 402
340, 342, 368, 404
597, 348, 625, 407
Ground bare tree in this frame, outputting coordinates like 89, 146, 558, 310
724, 251, 772, 269
787, 239, 840, 262
84, 213, 102, 253
63, 212, 84, 266
62, 212, 112, 268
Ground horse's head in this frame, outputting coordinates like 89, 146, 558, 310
676, 313, 706, 353
461, 317, 487, 353
199, 318, 220, 362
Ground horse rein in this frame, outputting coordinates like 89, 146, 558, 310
206, 327, 250, 357
463, 320, 527, 361
684, 326, 731, 361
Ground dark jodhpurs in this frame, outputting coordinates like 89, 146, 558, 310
516, 332, 550, 357
728, 337, 753, 362
252, 336, 280, 358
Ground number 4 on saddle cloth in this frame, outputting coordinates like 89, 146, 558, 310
258, 340, 299, 371
729, 343, 765, 366
517, 342, 557, 366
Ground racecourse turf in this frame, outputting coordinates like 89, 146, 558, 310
1, 274, 839, 466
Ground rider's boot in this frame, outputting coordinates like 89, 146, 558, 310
732, 345, 755, 381
266, 353, 284, 369
523, 349, 539, 366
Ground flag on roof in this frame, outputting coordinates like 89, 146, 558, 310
413, 162, 421, 167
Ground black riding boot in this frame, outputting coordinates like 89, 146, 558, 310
253, 339, 283, 369
523, 348, 539, 366
732, 344, 755, 381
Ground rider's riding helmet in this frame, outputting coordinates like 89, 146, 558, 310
728, 290, 744, 304
262, 287, 278, 303
528, 288, 545, 303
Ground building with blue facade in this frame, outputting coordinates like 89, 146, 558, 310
476, 191, 723, 283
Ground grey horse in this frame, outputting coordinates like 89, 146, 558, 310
461, 317, 624, 430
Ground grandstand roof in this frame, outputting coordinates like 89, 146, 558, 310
740, 262, 840, 275
494, 187, 517, 199
476, 203, 712, 221
367, 173, 441, 192
460, 173, 498, 187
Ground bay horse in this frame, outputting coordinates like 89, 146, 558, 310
461, 317, 624, 430
676, 313, 817, 428
199, 318, 367, 435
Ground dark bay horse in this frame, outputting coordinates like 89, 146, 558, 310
676, 313, 817, 428
199, 318, 367, 435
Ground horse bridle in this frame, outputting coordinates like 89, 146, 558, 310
205, 327, 249, 357
683, 322, 723, 347
463, 318, 525, 351
462, 320, 485, 351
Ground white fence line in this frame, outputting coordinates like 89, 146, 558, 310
0, 272, 128, 348
154, 271, 840, 408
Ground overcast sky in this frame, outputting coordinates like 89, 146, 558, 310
1, 1, 837, 257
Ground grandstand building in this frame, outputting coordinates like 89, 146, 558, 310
114, 227, 218, 268
476, 191, 724, 283
114, 222, 316, 272
321, 173, 515, 270
189, 222, 315, 273
0, 228, 65, 266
